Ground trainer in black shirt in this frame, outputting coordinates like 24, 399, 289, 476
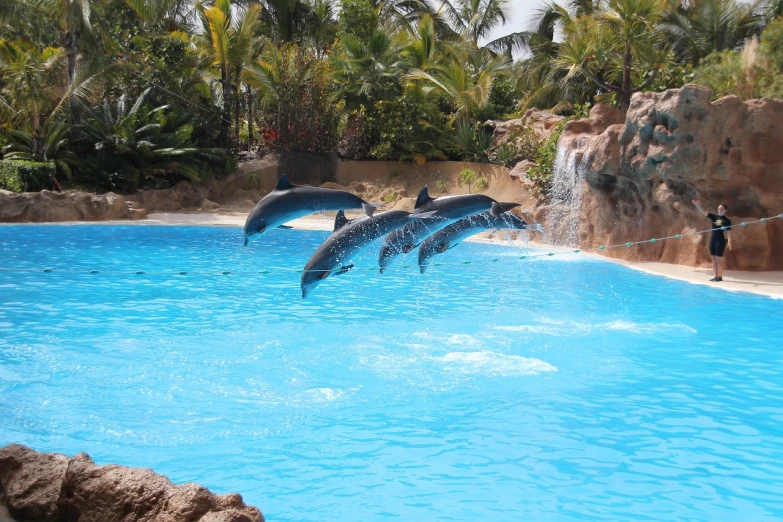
692, 199, 733, 282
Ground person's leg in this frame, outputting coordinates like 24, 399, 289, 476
711, 256, 719, 279
717, 255, 724, 279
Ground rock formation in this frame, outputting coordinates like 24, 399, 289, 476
529, 85, 783, 271
0, 190, 145, 223
0, 444, 264, 522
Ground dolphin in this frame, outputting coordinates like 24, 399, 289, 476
301, 209, 434, 298
378, 187, 520, 273
243, 174, 377, 245
418, 211, 531, 273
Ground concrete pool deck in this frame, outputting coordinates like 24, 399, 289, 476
9, 211, 783, 300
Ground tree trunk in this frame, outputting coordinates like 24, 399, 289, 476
234, 85, 240, 145
620, 41, 632, 112
33, 130, 45, 162
246, 85, 254, 151
219, 68, 231, 147
63, 29, 77, 88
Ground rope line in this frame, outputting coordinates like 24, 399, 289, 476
1, 214, 780, 277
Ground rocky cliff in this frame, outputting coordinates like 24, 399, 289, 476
528, 85, 783, 271
0, 444, 263, 522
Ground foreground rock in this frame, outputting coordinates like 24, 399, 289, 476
530, 85, 783, 271
0, 190, 145, 223
0, 444, 264, 522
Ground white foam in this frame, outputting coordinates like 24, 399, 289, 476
494, 320, 696, 336
435, 351, 557, 376
445, 333, 482, 346
305, 387, 344, 402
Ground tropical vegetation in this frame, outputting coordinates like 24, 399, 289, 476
0, 0, 781, 193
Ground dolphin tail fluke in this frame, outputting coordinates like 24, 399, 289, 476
491, 201, 521, 216
362, 202, 378, 218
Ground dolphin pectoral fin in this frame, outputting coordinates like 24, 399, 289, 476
276, 174, 295, 191
318, 270, 331, 280
402, 244, 415, 254
437, 242, 450, 253
277, 225, 293, 229
333, 264, 354, 276
258, 224, 267, 233
491, 201, 521, 216
362, 202, 378, 218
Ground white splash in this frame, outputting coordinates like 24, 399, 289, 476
546, 141, 591, 247
436, 351, 558, 376
494, 320, 697, 336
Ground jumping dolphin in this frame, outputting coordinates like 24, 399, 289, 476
301, 209, 434, 298
378, 187, 520, 273
243, 174, 377, 245
418, 211, 531, 273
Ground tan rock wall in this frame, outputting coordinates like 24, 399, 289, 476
0, 444, 264, 522
540, 85, 783, 271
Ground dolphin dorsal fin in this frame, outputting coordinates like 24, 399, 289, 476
414, 187, 434, 209
334, 210, 349, 231
276, 174, 294, 191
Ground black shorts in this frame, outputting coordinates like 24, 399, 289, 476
710, 238, 726, 257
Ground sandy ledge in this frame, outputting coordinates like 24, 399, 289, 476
3, 212, 782, 300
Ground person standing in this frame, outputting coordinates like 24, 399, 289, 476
692, 199, 733, 282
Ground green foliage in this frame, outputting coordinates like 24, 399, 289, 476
692, 50, 742, 99
459, 167, 477, 193
0, 160, 56, 192
382, 191, 399, 203
434, 179, 449, 193
473, 175, 489, 192
73, 89, 228, 192
526, 123, 565, 202
343, 90, 449, 161
450, 121, 493, 161
337, 0, 378, 42
265, 46, 340, 154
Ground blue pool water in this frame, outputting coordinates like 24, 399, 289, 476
1, 225, 783, 521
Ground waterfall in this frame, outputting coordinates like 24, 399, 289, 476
546, 141, 590, 247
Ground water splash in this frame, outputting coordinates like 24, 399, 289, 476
546, 141, 591, 246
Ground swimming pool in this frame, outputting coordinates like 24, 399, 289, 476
2, 225, 783, 521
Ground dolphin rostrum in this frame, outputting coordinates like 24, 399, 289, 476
418, 211, 532, 273
378, 187, 520, 273
243, 174, 377, 245
301, 209, 435, 298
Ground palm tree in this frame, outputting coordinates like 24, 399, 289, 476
195, 0, 262, 146
407, 44, 514, 120
331, 29, 406, 110
0, 39, 107, 162
433, 0, 529, 55
659, 0, 763, 64
555, 0, 670, 111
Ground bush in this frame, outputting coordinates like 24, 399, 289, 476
459, 168, 477, 193
0, 160, 56, 192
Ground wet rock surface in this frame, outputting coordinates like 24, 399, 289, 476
0, 445, 264, 522
528, 85, 783, 270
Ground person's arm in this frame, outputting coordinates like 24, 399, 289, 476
691, 199, 708, 216
727, 230, 732, 250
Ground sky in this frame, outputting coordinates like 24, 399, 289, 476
487, 0, 543, 41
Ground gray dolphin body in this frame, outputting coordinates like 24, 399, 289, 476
243, 174, 376, 245
301, 210, 432, 298
378, 187, 520, 273
418, 211, 530, 273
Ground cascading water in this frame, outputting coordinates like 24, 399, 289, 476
546, 140, 591, 246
